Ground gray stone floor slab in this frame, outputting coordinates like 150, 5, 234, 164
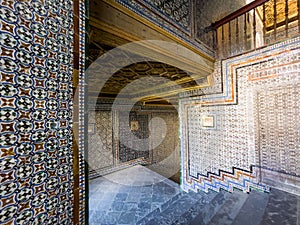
89, 165, 180, 225
89, 165, 300, 225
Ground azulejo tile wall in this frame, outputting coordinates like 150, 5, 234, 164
149, 112, 180, 182
179, 37, 300, 194
87, 108, 180, 181
118, 112, 150, 163
114, 0, 214, 56
115, 0, 190, 33
88, 110, 113, 176
0, 0, 81, 224
123, 0, 191, 33
77, 0, 87, 223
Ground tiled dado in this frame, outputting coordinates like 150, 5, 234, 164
88, 110, 155, 178
0, 0, 86, 224
180, 37, 300, 194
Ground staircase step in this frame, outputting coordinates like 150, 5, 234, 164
206, 190, 249, 225
231, 190, 269, 225
138, 189, 229, 225
187, 190, 231, 225
136, 193, 183, 225
138, 185, 299, 225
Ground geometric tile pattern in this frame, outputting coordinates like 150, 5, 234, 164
151, 112, 179, 164
116, 0, 191, 33
257, 85, 300, 177
118, 112, 150, 163
138, 0, 190, 33
0, 0, 74, 224
112, 0, 214, 56
182, 165, 270, 193
87, 109, 180, 183
148, 112, 180, 182
78, 0, 86, 223
88, 111, 113, 173
180, 36, 300, 194
248, 60, 300, 81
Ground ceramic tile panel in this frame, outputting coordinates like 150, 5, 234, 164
118, 112, 150, 163
115, 0, 191, 32
134, 0, 191, 34
256, 85, 300, 176
88, 108, 180, 182
77, 0, 86, 223
88, 111, 113, 174
180, 36, 300, 194
0, 0, 76, 224
148, 112, 180, 182
114, 0, 214, 56
254, 84, 300, 195
151, 112, 179, 164
179, 61, 223, 98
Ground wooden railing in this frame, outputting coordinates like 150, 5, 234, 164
209, 0, 300, 59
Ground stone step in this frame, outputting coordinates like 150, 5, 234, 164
230, 190, 269, 225
137, 189, 227, 225
186, 190, 231, 225
136, 192, 183, 225
205, 190, 250, 225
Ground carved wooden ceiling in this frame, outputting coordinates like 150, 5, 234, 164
87, 27, 210, 107
97, 61, 197, 94
86, 0, 216, 107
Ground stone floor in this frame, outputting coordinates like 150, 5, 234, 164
89, 165, 181, 224
89, 165, 300, 225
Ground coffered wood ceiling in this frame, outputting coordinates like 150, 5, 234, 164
88, 0, 214, 107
